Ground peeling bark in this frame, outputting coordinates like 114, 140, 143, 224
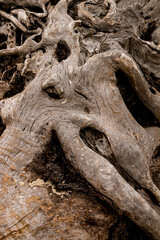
0, 0, 160, 239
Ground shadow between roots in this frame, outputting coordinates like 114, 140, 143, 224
26, 129, 151, 240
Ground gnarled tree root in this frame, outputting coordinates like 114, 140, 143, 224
0, 29, 43, 57
55, 122, 160, 240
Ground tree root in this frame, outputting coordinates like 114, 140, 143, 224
138, 36, 160, 52
0, 29, 43, 57
110, 50, 160, 121
0, 1, 160, 239
26, 3, 48, 18
67, 111, 160, 205
77, 0, 117, 31
0, 10, 34, 34
54, 122, 160, 240
84, 49, 160, 121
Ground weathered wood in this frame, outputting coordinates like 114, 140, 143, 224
0, 0, 160, 239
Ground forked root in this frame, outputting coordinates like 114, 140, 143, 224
55, 122, 160, 240
110, 50, 160, 121
84, 49, 160, 121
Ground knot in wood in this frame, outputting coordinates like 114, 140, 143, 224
42, 78, 64, 99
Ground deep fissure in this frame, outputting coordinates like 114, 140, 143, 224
27, 130, 92, 193
116, 70, 159, 127
0, 117, 5, 136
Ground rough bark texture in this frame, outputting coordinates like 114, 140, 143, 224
0, 0, 160, 239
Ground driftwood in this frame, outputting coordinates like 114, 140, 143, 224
0, 0, 160, 239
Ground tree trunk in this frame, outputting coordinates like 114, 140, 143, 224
0, 0, 160, 239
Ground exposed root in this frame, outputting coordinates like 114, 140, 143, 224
26, 4, 48, 18
77, 0, 117, 31
138, 36, 160, 51
0, 1, 160, 239
55, 122, 160, 240
73, 49, 160, 203
86, 49, 160, 122
0, 10, 30, 33
104, 0, 117, 16
72, 112, 160, 205
0, 29, 43, 57
110, 50, 160, 121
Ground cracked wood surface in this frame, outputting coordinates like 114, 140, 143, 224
0, 0, 160, 239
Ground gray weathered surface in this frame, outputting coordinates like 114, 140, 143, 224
0, 0, 160, 239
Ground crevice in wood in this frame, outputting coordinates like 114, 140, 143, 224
27, 6, 44, 14
116, 69, 159, 127
80, 127, 141, 190
148, 73, 160, 93
75, 89, 88, 100
0, 30, 7, 49
0, 42, 7, 50
150, 145, 160, 189
108, 216, 150, 240
27, 130, 92, 194
67, 0, 85, 20
0, 117, 5, 136
33, 34, 42, 43
0, 33, 7, 44
16, 29, 22, 46
44, 87, 62, 99
3, 74, 25, 98
50, 0, 60, 5
141, 21, 157, 41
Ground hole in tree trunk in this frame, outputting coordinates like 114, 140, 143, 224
80, 127, 113, 159
55, 40, 71, 62
33, 34, 42, 43
116, 70, 159, 127
109, 216, 150, 240
80, 127, 160, 205
80, 127, 141, 189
